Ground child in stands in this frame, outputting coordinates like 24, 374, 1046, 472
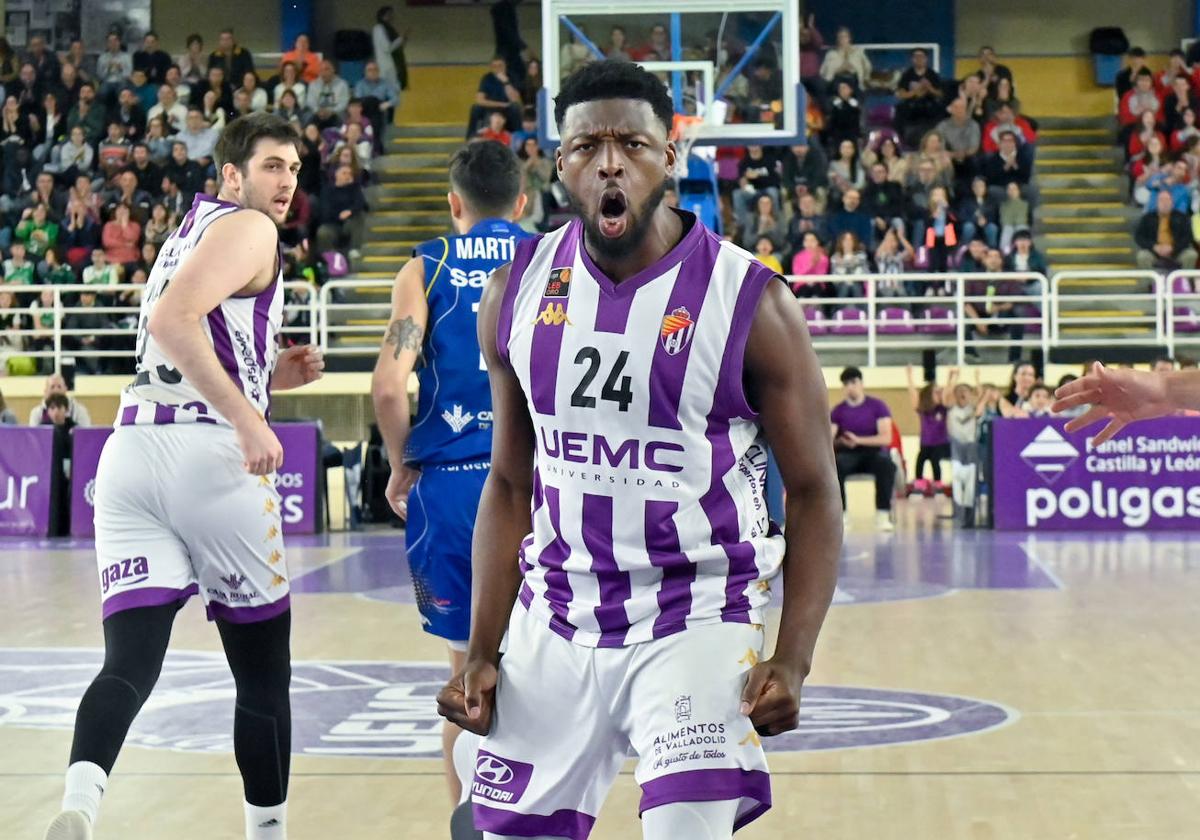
906, 364, 949, 496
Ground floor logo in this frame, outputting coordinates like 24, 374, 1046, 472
0, 650, 1014, 757
1020, 427, 1080, 484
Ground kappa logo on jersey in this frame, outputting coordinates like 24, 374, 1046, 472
543, 267, 572, 298
533, 302, 572, 327
660, 306, 696, 356
441, 404, 475, 434
0, 651, 1015, 757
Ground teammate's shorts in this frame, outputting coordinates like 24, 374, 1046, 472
404, 460, 489, 644
471, 605, 771, 839
94, 423, 290, 624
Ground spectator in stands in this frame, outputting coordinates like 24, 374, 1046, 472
873, 227, 914, 294
904, 158, 940, 231
274, 88, 308, 127
476, 109, 512, 146
828, 188, 872, 246
1128, 108, 1167, 161
354, 60, 399, 146
178, 33, 205, 85
3, 240, 34, 287
517, 136, 553, 233
30, 91, 65, 166
114, 86, 147, 141
959, 175, 999, 247
12, 62, 43, 121
780, 141, 828, 210
15, 203, 57, 259
0, 39, 16, 88
96, 33, 132, 106
67, 82, 105, 146
965, 249, 1027, 361
1131, 134, 1169, 205
102, 202, 142, 271
209, 28, 255, 83
958, 236, 988, 272
1144, 159, 1195, 213
147, 84, 187, 134
999, 181, 1030, 251
863, 160, 905, 242
133, 31, 171, 85
937, 97, 981, 187
46, 124, 93, 181
40, 248, 75, 286
58, 62, 82, 111
468, 55, 522, 137
754, 236, 784, 274
1005, 229, 1048, 276
164, 64, 189, 106
143, 202, 172, 247
1171, 109, 1199, 154
983, 130, 1032, 197
163, 140, 205, 194
790, 231, 829, 295
97, 120, 132, 178
64, 290, 112, 374
820, 27, 871, 93
740, 193, 786, 252
82, 247, 119, 287
799, 13, 825, 93
177, 107, 218, 165
871, 135, 908, 184
1001, 361, 1037, 414
159, 172, 190, 220
317, 163, 368, 261
39, 392, 76, 429
606, 26, 632, 61
733, 145, 781, 229
824, 80, 862, 150
520, 57, 543, 116
30, 169, 67, 216
1158, 49, 1193, 93
230, 88, 255, 121
894, 48, 944, 147
1119, 70, 1165, 138
197, 65, 234, 122
28, 372, 91, 425
281, 33, 320, 84
129, 143, 162, 196
982, 76, 1020, 123
374, 6, 408, 92
746, 59, 784, 119
975, 46, 1014, 97
1135, 188, 1197, 271
785, 192, 830, 254
831, 366, 896, 531
237, 72, 268, 114
830, 231, 869, 296
560, 27, 596, 76
630, 22, 670, 61
61, 204, 100, 268
982, 103, 1037, 153
1116, 47, 1149, 100
921, 186, 958, 273
25, 33, 58, 88
1165, 75, 1199, 135
274, 62, 307, 111
913, 131, 955, 190
827, 138, 865, 202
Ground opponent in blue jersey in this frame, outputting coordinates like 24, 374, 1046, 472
371, 139, 530, 801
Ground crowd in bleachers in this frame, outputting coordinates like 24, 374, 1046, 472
0, 26, 399, 375
1121, 45, 1200, 274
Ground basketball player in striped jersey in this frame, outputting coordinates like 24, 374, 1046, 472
372, 140, 531, 804
44, 114, 323, 840
438, 61, 842, 839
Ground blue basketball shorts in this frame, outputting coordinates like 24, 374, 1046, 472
404, 460, 490, 644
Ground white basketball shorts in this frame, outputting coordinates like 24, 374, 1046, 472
471, 605, 772, 838
93, 423, 290, 623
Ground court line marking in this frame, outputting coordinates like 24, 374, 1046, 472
1018, 536, 1067, 590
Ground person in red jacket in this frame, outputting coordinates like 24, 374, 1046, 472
1119, 70, 1165, 128
981, 103, 1037, 153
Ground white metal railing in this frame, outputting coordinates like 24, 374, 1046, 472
1165, 270, 1200, 357
0, 281, 318, 371
318, 279, 393, 357
1050, 270, 1163, 349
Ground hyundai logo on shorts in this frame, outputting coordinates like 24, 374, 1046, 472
474, 755, 514, 785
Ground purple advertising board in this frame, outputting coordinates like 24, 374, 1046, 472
992, 416, 1200, 531
69, 422, 321, 537
0, 427, 56, 536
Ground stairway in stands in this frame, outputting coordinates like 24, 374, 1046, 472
327, 122, 460, 369
1033, 115, 1152, 354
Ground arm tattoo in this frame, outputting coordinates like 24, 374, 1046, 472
385, 316, 424, 360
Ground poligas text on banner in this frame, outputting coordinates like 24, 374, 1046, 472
993, 417, 1200, 530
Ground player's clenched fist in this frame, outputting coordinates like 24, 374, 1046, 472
740, 656, 805, 737
437, 659, 498, 736
237, 419, 284, 475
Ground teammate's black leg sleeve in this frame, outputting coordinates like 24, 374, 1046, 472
69, 602, 180, 772
216, 609, 292, 807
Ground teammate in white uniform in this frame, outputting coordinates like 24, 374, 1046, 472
44, 113, 323, 840
437, 62, 842, 839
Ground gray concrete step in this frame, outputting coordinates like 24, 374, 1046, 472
1036, 128, 1113, 145
391, 122, 465, 139
1036, 115, 1113, 130
1036, 145, 1122, 162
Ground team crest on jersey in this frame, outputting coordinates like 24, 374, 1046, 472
660, 306, 696, 356
534, 302, 571, 327
543, 267, 572, 298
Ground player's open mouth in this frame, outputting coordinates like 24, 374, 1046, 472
272, 197, 290, 214
598, 189, 628, 238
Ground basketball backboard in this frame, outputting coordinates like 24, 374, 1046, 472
539, 0, 804, 148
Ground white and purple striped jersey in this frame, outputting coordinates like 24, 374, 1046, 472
498, 212, 786, 648
116, 195, 283, 428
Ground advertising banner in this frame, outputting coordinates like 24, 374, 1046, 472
992, 417, 1200, 531
0, 427, 55, 536
70, 427, 112, 538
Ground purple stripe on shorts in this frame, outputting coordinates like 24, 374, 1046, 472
645, 499, 695, 639
252, 282, 276, 370
579, 493, 631, 645
205, 593, 291, 624
102, 583, 199, 620
538, 484, 576, 640
647, 231, 722, 431
206, 306, 245, 393
152, 403, 176, 425
528, 224, 581, 416
713, 263, 776, 422
472, 804, 595, 840
119, 404, 138, 426
638, 768, 771, 830
496, 234, 543, 365
700, 415, 757, 624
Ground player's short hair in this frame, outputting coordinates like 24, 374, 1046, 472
840, 366, 863, 384
214, 112, 302, 175
448, 141, 523, 218
554, 60, 674, 137
45, 393, 69, 410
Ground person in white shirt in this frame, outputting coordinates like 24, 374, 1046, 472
147, 84, 187, 133
273, 62, 306, 111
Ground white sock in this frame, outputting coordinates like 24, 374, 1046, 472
61, 761, 107, 826
245, 801, 287, 839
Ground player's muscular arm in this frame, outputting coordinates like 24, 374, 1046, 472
148, 210, 282, 474
371, 257, 428, 517
437, 263, 533, 736
739, 279, 841, 736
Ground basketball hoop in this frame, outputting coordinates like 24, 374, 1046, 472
671, 114, 706, 180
